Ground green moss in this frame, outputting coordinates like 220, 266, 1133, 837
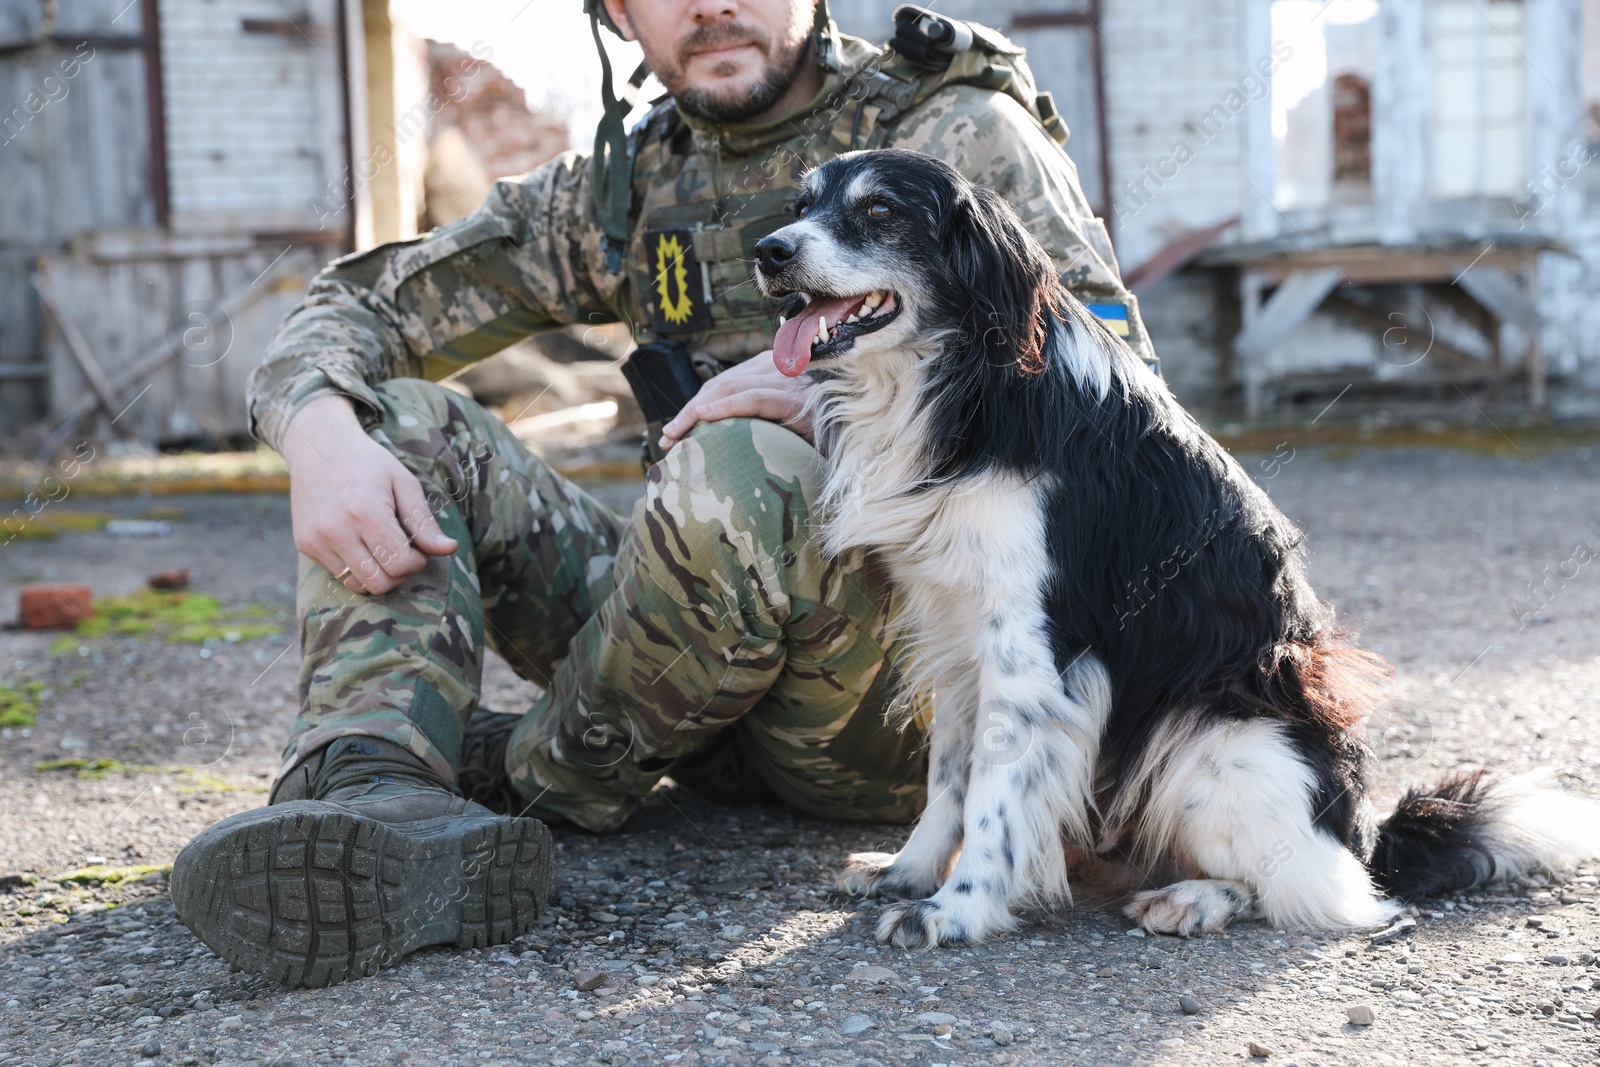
33, 757, 265, 793
0, 511, 116, 540
56, 864, 171, 886
0, 684, 37, 728
66, 589, 282, 646
34, 757, 124, 778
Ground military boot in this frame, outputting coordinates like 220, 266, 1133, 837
456, 707, 524, 815
170, 735, 552, 988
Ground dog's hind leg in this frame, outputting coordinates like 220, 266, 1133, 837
876, 649, 1112, 949
1122, 717, 1400, 936
840, 673, 975, 899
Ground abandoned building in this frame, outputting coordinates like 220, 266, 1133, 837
833, 0, 1600, 421
2, 0, 1598, 446
0, 0, 564, 446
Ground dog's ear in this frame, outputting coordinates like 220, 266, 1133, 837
943, 185, 1060, 374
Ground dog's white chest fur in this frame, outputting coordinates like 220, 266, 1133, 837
815, 355, 1056, 690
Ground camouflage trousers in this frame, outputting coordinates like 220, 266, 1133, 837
283, 379, 928, 832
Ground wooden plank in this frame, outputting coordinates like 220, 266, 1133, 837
0, 0, 46, 52
33, 271, 124, 416
1124, 217, 1238, 293
54, 0, 142, 36
1454, 266, 1543, 336
1203, 243, 1543, 286
1238, 269, 1264, 419
1234, 267, 1344, 364
44, 250, 307, 435
1322, 293, 1488, 370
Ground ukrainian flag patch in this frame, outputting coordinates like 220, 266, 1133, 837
1086, 302, 1130, 337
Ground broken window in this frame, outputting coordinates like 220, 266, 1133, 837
1429, 0, 1530, 200
1331, 73, 1372, 191
1271, 0, 1379, 211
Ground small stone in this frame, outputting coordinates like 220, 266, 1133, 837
139, 1038, 161, 1059
575, 970, 606, 992
575, 1010, 595, 1021
990, 1022, 1014, 1046
1346, 1005, 1376, 1026
916, 1011, 957, 1026
1097, 967, 1115, 978
1178, 994, 1202, 1015
1545, 954, 1569, 966
218, 1015, 244, 1030
1158, 1038, 1183, 1049
840, 1015, 874, 1035
845, 964, 901, 986
1369, 916, 1416, 945
1526, 917, 1545, 928
591, 911, 620, 923
1247, 1041, 1273, 1058
1126, 927, 1146, 937
933, 1024, 952, 1036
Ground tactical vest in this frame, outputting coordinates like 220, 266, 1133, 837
621, 25, 1071, 367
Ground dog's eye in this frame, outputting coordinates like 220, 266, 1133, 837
795, 200, 810, 218
867, 201, 893, 219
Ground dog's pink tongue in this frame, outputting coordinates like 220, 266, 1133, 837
773, 295, 861, 376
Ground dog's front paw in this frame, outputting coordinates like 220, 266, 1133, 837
837, 852, 896, 896
1124, 880, 1256, 937
838, 852, 943, 900
876, 900, 969, 949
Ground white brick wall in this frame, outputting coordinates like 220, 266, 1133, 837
829, 0, 1258, 271
159, 0, 332, 232
1101, 0, 1256, 271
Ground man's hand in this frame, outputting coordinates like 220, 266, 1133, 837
658, 350, 816, 453
280, 395, 458, 595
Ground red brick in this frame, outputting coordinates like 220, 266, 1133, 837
19, 584, 93, 630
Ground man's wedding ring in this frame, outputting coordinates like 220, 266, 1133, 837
333, 566, 353, 581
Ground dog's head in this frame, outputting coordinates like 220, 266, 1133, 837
754, 149, 1062, 378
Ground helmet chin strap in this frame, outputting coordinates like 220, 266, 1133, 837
586, 0, 651, 274
585, 0, 839, 273
813, 0, 841, 72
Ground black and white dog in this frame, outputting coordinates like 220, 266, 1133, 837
752, 149, 1600, 949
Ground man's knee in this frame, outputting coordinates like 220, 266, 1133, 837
372, 378, 466, 431
662, 417, 823, 536
370, 380, 500, 498
633, 417, 823, 622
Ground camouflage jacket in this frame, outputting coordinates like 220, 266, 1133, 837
247, 33, 1152, 450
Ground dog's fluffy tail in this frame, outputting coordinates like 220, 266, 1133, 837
1367, 770, 1600, 902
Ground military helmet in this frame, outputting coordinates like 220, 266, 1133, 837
582, 0, 840, 70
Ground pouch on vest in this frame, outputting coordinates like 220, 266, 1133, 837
887, 4, 1070, 147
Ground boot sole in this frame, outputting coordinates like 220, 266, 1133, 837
170, 801, 552, 988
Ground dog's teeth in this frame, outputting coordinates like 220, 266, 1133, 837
846, 314, 860, 323
777, 315, 786, 327
862, 291, 883, 309
817, 318, 829, 343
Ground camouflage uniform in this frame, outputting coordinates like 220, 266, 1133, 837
250, 31, 1154, 832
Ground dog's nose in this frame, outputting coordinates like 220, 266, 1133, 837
754, 235, 797, 274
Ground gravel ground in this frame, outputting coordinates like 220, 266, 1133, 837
2, 446, 1599, 1067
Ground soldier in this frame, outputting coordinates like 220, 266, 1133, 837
171, 0, 1157, 987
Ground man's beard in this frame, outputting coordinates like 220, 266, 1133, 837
649, 23, 812, 124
